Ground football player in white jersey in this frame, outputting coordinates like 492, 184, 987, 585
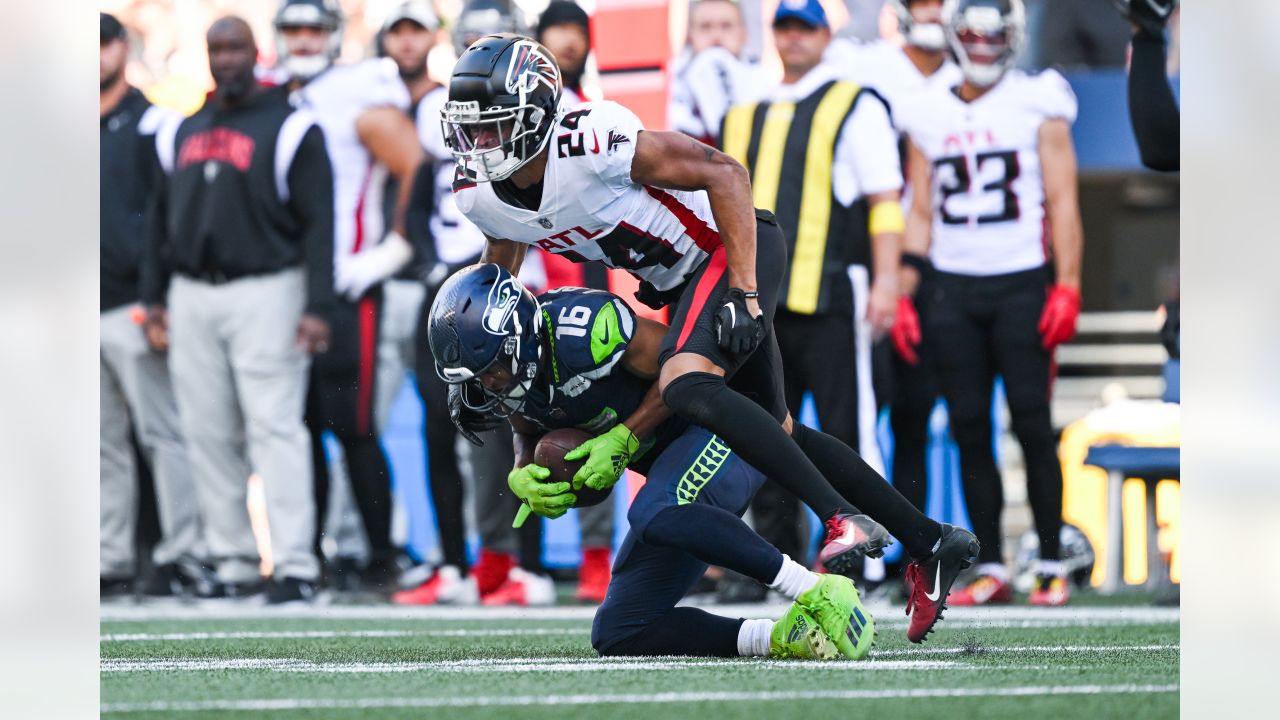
668, 0, 757, 146
826, 0, 963, 113
830, 1, 964, 578
442, 33, 981, 643
274, 0, 427, 594
894, 0, 1083, 607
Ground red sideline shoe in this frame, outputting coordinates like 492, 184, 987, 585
472, 549, 515, 599
904, 523, 980, 643
480, 568, 556, 607
816, 513, 892, 576
947, 572, 1013, 607
576, 547, 611, 603
1028, 574, 1070, 606
391, 566, 478, 606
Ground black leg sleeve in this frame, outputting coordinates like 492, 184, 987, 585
596, 607, 743, 657
661, 372, 853, 521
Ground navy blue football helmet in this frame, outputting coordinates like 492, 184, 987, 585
427, 264, 542, 416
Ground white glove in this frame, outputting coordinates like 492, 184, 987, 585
334, 230, 414, 301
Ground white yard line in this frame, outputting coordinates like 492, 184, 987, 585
101, 657, 1014, 674
99, 684, 1179, 713
99, 602, 1179, 624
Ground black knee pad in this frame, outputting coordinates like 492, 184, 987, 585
661, 372, 726, 428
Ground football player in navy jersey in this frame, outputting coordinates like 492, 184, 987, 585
426, 264, 873, 660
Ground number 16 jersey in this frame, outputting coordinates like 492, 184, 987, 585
453, 101, 721, 294
897, 69, 1077, 277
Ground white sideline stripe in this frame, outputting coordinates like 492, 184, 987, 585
101, 628, 584, 642
874, 644, 1179, 658
101, 658, 1007, 674
99, 684, 1179, 712
99, 603, 1180, 623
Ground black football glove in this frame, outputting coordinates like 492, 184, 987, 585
714, 288, 765, 357
448, 382, 501, 447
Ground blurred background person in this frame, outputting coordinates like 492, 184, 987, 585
536, 1, 593, 105
100, 11, 207, 600
142, 15, 335, 604
895, 0, 1082, 607
720, 0, 904, 592
273, 0, 426, 595
1038, 0, 1130, 70
668, 0, 757, 146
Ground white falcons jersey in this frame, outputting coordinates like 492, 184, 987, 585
417, 86, 487, 264
455, 101, 720, 293
295, 59, 411, 281
825, 38, 963, 122
668, 47, 758, 144
897, 69, 1077, 276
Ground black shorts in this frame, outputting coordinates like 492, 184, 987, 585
656, 209, 790, 420
306, 289, 383, 439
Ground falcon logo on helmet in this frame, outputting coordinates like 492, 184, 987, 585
505, 41, 559, 95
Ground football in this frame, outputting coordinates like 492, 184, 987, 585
534, 428, 615, 508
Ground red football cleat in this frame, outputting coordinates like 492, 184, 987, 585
576, 546, 611, 603
1028, 574, 1070, 606
947, 573, 1013, 607
816, 513, 892, 577
391, 566, 478, 606
904, 523, 980, 643
471, 549, 515, 599
480, 568, 556, 607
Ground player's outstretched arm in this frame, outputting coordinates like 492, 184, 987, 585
481, 234, 528, 276
631, 130, 760, 309
1037, 118, 1083, 350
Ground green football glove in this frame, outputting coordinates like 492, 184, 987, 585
564, 423, 641, 491
507, 464, 576, 520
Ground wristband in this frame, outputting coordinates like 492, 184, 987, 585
900, 252, 931, 275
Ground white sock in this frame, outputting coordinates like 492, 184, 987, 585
975, 562, 1009, 582
768, 554, 820, 599
736, 618, 773, 657
1036, 560, 1067, 577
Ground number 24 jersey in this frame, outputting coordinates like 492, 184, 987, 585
454, 101, 721, 294
897, 69, 1077, 277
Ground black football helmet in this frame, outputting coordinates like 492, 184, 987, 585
452, 0, 529, 56
427, 264, 543, 416
442, 33, 562, 182
273, 0, 344, 81
942, 0, 1025, 88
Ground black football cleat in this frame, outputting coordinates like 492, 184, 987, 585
817, 513, 893, 577
904, 523, 980, 643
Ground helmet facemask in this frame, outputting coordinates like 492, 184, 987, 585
892, 0, 947, 52
274, 0, 344, 81
442, 99, 551, 182
943, 0, 1025, 88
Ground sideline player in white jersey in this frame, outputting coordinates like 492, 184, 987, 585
826, 0, 963, 115
274, 0, 426, 593
441, 33, 981, 643
894, 0, 1083, 608
668, 0, 758, 146
831, 0, 963, 581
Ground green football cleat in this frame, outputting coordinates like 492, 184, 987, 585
796, 574, 875, 660
769, 603, 839, 660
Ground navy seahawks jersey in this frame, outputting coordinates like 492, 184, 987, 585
518, 287, 687, 473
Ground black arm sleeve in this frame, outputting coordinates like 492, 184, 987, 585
1128, 30, 1180, 172
140, 140, 171, 307
288, 125, 337, 316
405, 159, 437, 270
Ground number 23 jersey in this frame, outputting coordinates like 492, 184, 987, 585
453, 101, 722, 294
897, 69, 1077, 277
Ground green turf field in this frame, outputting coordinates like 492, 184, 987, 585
100, 599, 1178, 719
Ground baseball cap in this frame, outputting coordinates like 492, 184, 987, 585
381, 0, 440, 32
772, 0, 829, 29
101, 12, 127, 43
